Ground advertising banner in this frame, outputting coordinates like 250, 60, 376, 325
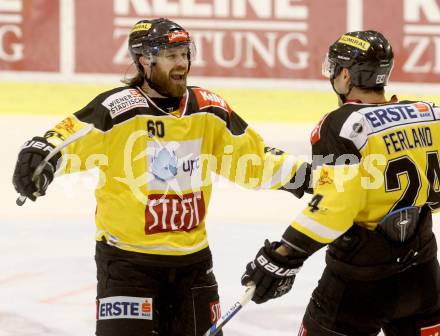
0, 0, 60, 71
1, 0, 440, 83
76, 0, 348, 79
363, 0, 440, 83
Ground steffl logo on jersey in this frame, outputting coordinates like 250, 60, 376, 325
145, 192, 205, 233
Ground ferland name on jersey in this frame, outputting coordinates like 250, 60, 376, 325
382, 126, 433, 154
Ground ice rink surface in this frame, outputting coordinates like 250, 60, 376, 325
1, 116, 439, 335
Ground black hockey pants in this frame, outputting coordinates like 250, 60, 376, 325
300, 207, 440, 335
301, 258, 440, 336
95, 241, 222, 336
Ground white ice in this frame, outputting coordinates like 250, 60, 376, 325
1, 116, 438, 335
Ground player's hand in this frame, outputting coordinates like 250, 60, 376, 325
280, 162, 313, 199
12, 136, 61, 201
241, 240, 305, 304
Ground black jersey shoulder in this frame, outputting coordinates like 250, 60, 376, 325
312, 104, 368, 164
74, 86, 165, 132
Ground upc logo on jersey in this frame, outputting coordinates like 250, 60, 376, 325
362, 103, 434, 133
113, 134, 203, 205
151, 148, 178, 181
147, 139, 202, 193
96, 296, 153, 320
145, 192, 206, 233
102, 89, 148, 118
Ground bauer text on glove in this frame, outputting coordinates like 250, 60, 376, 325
12, 136, 61, 201
241, 239, 307, 304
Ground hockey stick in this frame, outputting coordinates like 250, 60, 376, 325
16, 123, 94, 206
203, 282, 256, 336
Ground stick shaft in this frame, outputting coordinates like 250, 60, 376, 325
203, 283, 255, 336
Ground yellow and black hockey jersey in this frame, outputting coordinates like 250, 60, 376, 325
284, 97, 440, 251
45, 86, 301, 256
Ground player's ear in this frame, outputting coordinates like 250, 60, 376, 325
139, 56, 149, 67
342, 68, 351, 80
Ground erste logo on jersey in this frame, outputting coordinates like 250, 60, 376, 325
193, 88, 232, 114
102, 89, 148, 118
96, 296, 152, 320
362, 102, 434, 133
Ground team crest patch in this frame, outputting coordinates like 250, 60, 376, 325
97, 296, 153, 320
54, 116, 76, 135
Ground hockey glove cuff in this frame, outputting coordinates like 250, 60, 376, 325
241, 239, 306, 304
13, 136, 61, 201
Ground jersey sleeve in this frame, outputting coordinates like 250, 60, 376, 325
44, 93, 110, 174
284, 110, 367, 252
204, 94, 302, 190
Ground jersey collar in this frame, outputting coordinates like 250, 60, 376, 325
344, 94, 399, 105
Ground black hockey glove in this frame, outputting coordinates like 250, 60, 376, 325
13, 136, 61, 201
279, 162, 313, 199
241, 240, 306, 304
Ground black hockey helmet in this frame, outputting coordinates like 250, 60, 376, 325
128, 18, 195, 71
322, 30, 394, 88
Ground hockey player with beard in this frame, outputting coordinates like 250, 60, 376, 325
242, 30, 440, 335
12, 18, 310, 336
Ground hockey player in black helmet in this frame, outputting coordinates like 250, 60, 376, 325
242, 30, 440, 335
125, 18, 195, 98
322, 30, 394, 104
12, 17, 312, 336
